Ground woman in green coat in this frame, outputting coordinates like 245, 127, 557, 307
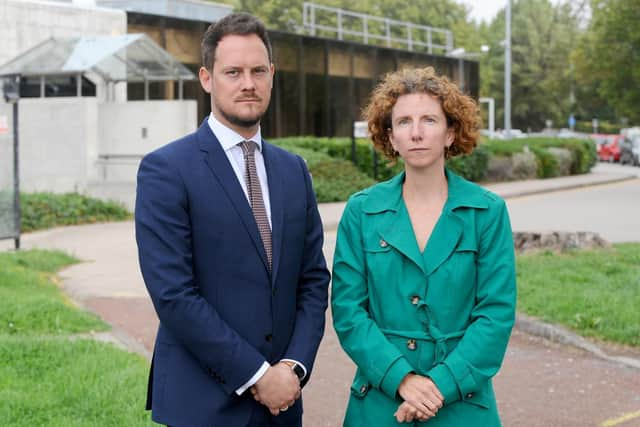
332, 67, 516, 426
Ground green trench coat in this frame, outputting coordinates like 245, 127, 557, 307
332, 169, 517, 427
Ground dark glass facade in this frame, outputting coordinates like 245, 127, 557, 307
262, 31, 479, 138
123, 13, 479, 138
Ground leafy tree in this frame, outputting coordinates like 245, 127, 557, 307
573, 0, 640, 124
481, 0, 581, 131
213, 0, 478, 54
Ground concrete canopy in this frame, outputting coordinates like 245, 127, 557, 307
0, 34, 196, 83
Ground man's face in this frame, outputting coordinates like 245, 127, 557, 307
199, 34, 274, 134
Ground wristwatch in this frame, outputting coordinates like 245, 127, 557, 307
284, 361, 305, 380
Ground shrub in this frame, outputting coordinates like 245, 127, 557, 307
20, 193, 131, 232
271, 140, 376, 202
547, 147, 573, 176
446, 144, 490, 182
272, 137, 402, 181
530, 147, 559, 178
511, 151, 539, 180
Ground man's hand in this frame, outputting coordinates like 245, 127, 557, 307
397, 373, 444, 419
251, 363, 301, 415
394, 401, 433, 423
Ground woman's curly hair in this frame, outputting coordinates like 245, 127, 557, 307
363, 67, 481, 162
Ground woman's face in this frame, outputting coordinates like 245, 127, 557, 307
388, 92, 454, 172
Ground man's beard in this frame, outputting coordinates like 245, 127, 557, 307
215, 97, 266, 129
219, 108, 262, 128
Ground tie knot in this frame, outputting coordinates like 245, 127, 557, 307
240, 140, 256, 156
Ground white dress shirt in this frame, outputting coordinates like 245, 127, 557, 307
206, 113, 306, 395
207, 113, 271, 228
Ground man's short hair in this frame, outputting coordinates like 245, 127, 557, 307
201, 13, 272, 70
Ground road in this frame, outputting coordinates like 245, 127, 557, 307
507, 164, 640, 243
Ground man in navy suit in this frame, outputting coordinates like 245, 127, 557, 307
135, 12, 330, 426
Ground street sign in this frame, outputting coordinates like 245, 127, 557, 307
353, 121, 369, 138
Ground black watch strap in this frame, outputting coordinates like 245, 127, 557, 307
291, 363, 305, 380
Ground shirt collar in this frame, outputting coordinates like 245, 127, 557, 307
207, 112, 262, 152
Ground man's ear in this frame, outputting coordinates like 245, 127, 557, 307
269, 63, 275, 89
199, 66, 212, 94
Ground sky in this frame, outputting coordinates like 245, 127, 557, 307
458, 0, 566, 24
457, 0, 508, 24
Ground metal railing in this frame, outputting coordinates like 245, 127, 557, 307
302, 2, 453, 54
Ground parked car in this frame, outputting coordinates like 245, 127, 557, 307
620, 136, 640, 166
591, 134, 624, 162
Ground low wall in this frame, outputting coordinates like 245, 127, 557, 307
19, 97, 99, 193
17, 98, 197, 203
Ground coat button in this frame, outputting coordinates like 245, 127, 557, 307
265, 333, 273, 342
379, 239, 388, 248
465, 392, 474, 399
407, 339, 417, 350
411, 295, 420, 305
359, 384, 368, 394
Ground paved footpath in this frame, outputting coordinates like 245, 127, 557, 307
3, 167, 640, 426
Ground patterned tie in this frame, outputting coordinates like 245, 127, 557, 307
240, 141, 272, 271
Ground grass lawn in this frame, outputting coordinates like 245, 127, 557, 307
517, 242, 640, 347
0, 250, 154, 426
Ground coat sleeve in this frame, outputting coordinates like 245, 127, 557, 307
331, 195, 414, 399
135, 150, 267, 395
281, 156, 331, 387
427, 198, 517, 406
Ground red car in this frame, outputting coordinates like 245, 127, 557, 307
591, 134, 624, 162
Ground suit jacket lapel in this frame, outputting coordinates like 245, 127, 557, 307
262, 141, 283, 286
197, 122, 270, 273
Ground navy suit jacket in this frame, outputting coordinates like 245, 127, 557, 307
135, 120, 330, 426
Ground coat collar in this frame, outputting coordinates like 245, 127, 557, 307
362, 168, 489, 214
363, 167, 489, 276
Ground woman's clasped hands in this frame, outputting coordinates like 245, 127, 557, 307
394, 373, 444, 423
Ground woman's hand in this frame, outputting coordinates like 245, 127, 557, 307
394, 401, 433, 423
397, 373, 444, 418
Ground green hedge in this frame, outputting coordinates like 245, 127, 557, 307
271, 140, 376, 202
20, 193, 131, 232
482, 137, 597, 177
271, 135, 597, 202
574, 120, 621, 135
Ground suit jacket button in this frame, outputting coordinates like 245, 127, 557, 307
265, 333, 273, 342
411, 295, 420, 305
465, 392, 474, 399
359, 385, 368, 394
379, 239, 388, 248
407, 339, 417, 350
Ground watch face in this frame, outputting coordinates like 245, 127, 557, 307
292, 364, 305, 380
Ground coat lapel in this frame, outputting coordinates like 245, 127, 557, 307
363, 173, 427, 276
378, 202, 427, 277
422, 211, 463, 276
262, 141, 284, 286
364, 168, 489, 277
423, 169, 489, 275
196, 121, 270, 273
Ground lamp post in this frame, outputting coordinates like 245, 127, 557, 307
3, 76, 20, 250
504, 0, 512, 139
